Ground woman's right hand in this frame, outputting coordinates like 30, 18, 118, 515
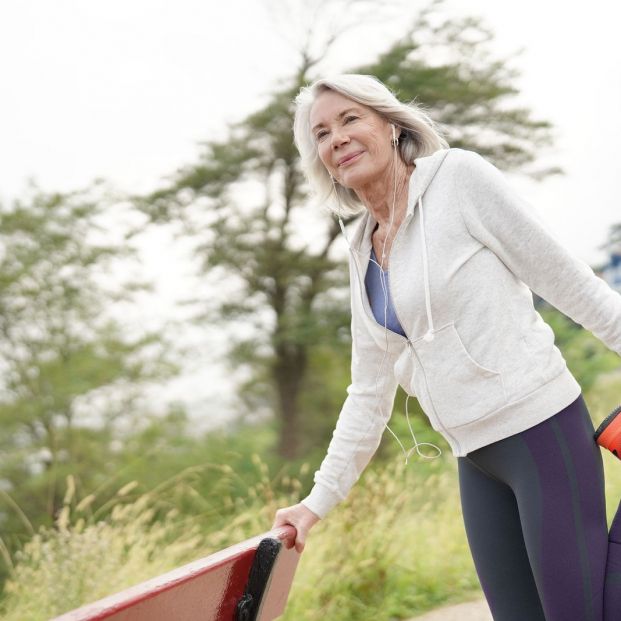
271, 502, 321, 554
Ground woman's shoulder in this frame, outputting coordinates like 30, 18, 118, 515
440, 147, 499, 183
445, 147, 485, 166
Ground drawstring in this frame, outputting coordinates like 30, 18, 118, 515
418, 194, 435, 342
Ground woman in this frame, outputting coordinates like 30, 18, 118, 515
271, 73, 621, 620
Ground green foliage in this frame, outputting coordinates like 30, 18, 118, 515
2, 373, 621, 620
0, 475, 207, 620
538, 305, 620, 392
0, 435, 470, 621
0, 183, 181, 585
108, 409, 283, 512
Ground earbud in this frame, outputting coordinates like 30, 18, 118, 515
391, 124, 399, 147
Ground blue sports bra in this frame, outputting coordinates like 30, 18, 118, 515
365, 247, 406, 337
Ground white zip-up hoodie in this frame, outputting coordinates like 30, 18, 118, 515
301, 147, 621, 521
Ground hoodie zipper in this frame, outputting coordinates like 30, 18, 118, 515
386, 209, 462, 455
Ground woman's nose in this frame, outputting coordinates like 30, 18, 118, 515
331, 128, 350, 148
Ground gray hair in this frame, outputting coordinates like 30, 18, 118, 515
293, 73, 450, 217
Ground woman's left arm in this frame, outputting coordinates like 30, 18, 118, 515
453, 148, 621, 358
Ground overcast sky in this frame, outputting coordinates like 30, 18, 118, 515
1, 0, 620, 427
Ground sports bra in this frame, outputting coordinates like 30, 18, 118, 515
364, 246, 406, 337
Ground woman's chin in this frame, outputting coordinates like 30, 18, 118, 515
338, 169, 368, 190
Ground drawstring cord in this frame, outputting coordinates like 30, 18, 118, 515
418, 193, 435, 342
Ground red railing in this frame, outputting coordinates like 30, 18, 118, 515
51, 525, 300, 621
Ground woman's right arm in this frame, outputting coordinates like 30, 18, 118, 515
298, 259, 400, 521
271, 256, 400, 553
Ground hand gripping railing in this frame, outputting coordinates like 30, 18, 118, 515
50, 525, 300, 621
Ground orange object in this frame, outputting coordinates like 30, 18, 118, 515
595, 404, 621, 460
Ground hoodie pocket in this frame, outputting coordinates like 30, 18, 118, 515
411, 321, 507, 428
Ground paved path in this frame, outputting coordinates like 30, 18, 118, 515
409, 598, 492, 621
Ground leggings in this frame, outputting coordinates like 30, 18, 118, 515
457, 393, 621, 621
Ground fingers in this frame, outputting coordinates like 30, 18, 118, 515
274, 525, 299, 551
278, 531, 304, 553
271, 504, 315, 554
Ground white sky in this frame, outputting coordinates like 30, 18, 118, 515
1, 0, 620, 427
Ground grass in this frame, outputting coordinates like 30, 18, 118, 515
1, 375, 621, 620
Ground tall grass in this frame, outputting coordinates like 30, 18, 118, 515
0, 450, 477, 620
0, 476, 206, 620
280, 457, 482, 621
2, 376, 621, 620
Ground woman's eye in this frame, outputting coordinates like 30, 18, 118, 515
315, 116, 357, 141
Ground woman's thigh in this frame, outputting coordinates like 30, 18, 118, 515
458, 454, 547, 620
464, 393, 608, 621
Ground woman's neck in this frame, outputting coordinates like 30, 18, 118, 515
356, 162, 415, 229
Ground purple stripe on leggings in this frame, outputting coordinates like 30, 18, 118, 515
522, 401, 605, 620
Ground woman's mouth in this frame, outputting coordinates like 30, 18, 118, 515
338, 152, 363, 167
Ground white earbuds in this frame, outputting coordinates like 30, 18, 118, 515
391, 124, 399, 147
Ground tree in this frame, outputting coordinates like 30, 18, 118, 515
134, 0, 562, 460
0, 181, 180, 534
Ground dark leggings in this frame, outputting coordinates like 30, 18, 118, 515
457, 393, 621, 621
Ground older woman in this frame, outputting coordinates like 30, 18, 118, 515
271, 73, 621, 620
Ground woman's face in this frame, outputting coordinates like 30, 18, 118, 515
309, 90, 395, 190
